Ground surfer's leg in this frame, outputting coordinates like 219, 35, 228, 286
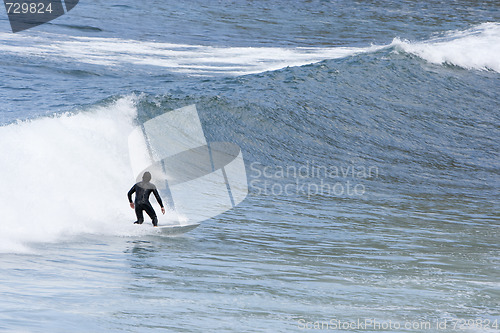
144, 203, 158, 226
134, 204, 144, 224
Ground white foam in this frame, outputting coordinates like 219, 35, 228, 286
0, 32, 384, 76
0, 96, 171, 253
1, 23, 498, 75
392, 22, 500, 72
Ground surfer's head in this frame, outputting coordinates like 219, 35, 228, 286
142, 171, 152, 182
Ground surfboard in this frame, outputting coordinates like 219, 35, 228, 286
153, 223, 200, 236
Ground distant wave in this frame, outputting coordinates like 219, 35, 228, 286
0, 32, 384, 76
392, 22, 500, 72
1, 23, 498, 75
1, 23, 499, 76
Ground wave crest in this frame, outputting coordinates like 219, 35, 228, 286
392, 22, 500, 72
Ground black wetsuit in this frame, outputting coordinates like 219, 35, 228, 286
127, 181, 164, 226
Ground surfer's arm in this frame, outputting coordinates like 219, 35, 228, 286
152, 188, 164, 208
152, 188, 165, 214
127, 184, 136, 205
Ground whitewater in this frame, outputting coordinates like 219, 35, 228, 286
0, 97, 146, 253
392, 22, 500, 72
0, 23, 499, 76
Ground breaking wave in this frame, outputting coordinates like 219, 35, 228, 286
0, 96, 157, 253
392, 22, 500, 72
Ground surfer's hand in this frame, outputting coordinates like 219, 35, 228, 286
161, 207, 165, 215
130, 203, 134, 209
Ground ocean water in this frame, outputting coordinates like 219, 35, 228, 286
0, 1, 499, 332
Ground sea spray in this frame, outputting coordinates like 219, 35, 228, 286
392, 22, 500, 72
0, 96, 142, 252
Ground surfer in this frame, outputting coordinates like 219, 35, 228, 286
127, 171, 165, 227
